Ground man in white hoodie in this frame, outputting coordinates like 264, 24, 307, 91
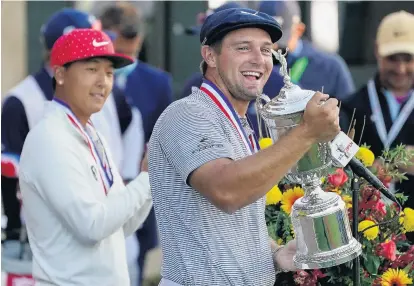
18, 28, 153, 286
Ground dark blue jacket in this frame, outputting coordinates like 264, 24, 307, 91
123, 61, 173, 143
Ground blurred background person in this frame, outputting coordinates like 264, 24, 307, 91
258, 0, 355, 102
98, 3, 173, 285
340, 10, 414, 242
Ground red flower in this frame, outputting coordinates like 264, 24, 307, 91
294, 271, 318, 286
359, 186, 381, 212
374, 200, 387, 216
311, 269, 327, 279
378, 240, 397, 261
328, 168, 348, 187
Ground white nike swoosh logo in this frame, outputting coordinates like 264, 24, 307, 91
240, 11, 259, 16
92, 39, 109, 47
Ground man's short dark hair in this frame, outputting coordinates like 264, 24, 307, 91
52, 62, 74, 90
201, 39, 223, 75
99, 3, 144, 39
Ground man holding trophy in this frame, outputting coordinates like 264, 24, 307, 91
148, 8, 342, 285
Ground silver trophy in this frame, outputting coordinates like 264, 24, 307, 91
256, 49, 362, 269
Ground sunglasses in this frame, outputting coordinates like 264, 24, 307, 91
120, 24, 139, 39
386, 53, 414, 63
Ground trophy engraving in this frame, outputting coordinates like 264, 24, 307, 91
256, 50, 362, 269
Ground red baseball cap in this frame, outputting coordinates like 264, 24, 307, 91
50, 28, 134, 68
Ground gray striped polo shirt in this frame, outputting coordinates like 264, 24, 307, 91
148, 87, 275, 286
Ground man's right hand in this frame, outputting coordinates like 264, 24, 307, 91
302, 92, 340, 143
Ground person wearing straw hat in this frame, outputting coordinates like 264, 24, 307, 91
148, 7, 340, 286
18, 28, 153, 286
258, 0, 355, 102
341, 11, 414, 242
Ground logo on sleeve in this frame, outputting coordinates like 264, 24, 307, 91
192, 136, 224, 154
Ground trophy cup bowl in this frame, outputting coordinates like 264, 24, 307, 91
256, 50, 362, 269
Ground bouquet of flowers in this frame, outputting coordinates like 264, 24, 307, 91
264, 143, 414, 286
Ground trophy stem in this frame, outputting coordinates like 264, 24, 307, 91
300, 179, 326, 206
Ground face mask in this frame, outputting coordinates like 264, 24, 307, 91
115, 62, 137, 77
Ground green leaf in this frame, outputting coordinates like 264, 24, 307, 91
361, 277, 375, 286
267, 223, 278, 241
395, 193, 409, 204
364, 253, 381, 274
403, 261, 414, 273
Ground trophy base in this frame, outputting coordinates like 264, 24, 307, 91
291, 187, 362, 269
293, 238, 362, 269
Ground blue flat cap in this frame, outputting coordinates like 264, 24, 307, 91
200, 7, 282, 45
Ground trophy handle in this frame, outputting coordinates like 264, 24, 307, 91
255, 94, 271, 139
255, 94, 271, 113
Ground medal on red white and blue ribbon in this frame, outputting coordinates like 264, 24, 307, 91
53, 98, 114, 194
200, 80, 260, 155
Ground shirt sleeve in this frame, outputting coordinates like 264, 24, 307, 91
122, 172, 153, 237
98, 130, 152, 236
20, 131, 152, 245
155, 101, 235, 184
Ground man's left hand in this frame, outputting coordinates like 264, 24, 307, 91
273, 239, 298, 272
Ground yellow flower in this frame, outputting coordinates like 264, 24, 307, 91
355, 147, 375, 167
321, 177, 326, 184
402, 208, 414, 232
332, 187, 342, 195
358, 220, 379, 240
342, 195, 352, 209
381, 268, 413, 286
259, 138, 273, 149
277, 238, 284, 245
266, 185, 283, 206
281, 186, 304, 214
